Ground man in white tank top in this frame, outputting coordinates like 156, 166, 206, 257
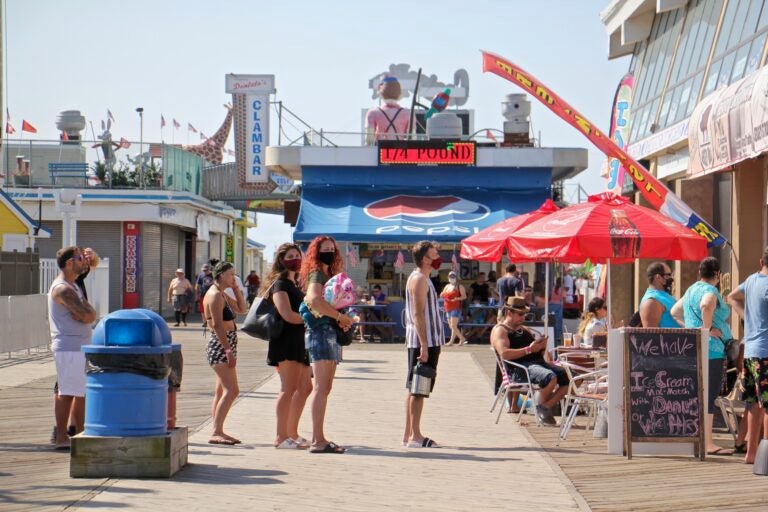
48, 246, 96, 449
403, 240, 445, 448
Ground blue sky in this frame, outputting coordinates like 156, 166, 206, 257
7, 0, 628, 257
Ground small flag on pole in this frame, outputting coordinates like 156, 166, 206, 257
394, 251, 405, 273
227, 148, 235, 156
61, 131, 69, 141
160, 115, 166, 128
200, 132, 207, 141
187, 123, 197, 133
346, 244, 358, 268
118, 137, 131, 149
485, 129, 498, 143
451, 252, 459, 273
21, 120, 37, 133
5, 109, 15, 134
172, 118, 180, 130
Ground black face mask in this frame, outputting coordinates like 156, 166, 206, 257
663, 277, 674, 294
318, 251, 335, 266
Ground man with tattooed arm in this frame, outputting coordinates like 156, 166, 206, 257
48, 246, 97, 450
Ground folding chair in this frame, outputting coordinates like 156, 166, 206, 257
714, 367, 745, 442
557, 361, 608, 444
489, 347, 540, 425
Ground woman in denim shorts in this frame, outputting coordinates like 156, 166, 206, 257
299, 236, 354, 454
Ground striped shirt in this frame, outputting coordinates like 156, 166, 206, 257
405, 269, 445, 349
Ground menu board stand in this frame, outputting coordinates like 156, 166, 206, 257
623, 328, 705, 461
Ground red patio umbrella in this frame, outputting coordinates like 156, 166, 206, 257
505, 192, 708, 328
505, 192, 707, 264
460, 198, 560, 262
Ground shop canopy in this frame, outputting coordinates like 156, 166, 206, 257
293, 165, 551, 243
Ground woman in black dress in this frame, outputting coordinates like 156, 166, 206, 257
261, 242, 312, 449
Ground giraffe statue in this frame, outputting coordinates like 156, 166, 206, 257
181, 104, 233, 165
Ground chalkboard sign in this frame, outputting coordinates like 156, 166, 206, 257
623, 328, 704, 460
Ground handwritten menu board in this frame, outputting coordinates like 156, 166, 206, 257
623, 328, 704, 460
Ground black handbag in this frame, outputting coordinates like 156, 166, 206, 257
332, 320, 353, 347
241, 293, 284, 341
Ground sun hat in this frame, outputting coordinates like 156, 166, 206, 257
503, 296, 530, 313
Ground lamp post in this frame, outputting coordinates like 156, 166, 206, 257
136, 107, 144, 188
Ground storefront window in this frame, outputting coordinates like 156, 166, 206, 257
703, 58, 722, 96
684, 74, 704, 117
730, 42, 751, 82
746, 32, 768, 74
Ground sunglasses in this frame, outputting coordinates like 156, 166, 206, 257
660, 272, 672, 278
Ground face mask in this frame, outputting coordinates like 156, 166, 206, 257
283, 258, 301, 271
663, 277, 674, 294
430, 256, 442, 270
318, 251, 335, 266
449, 277, 457, 285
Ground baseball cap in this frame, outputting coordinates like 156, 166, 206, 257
201, 263, 211, 271
448, 271, 457, 278
175, 268, 184, 274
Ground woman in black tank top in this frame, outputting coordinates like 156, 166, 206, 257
203, 261, 247, 445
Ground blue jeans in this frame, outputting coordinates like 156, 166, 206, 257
305, 323, 341, 363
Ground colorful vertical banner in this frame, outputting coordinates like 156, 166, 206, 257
481, 50, 726, 248
226, 74, 275, 185
123, 221, 141, 309
225, 233, 235, 262
606, 74, 634, 194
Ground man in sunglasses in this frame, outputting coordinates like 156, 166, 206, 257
48, 246, 97, 450
491, 296, 569, 426
639, 262, 682, 328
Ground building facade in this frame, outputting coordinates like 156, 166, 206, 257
602, 0, 768, 329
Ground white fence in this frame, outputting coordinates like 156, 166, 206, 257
0, 294, 51, 354
39, 258, 110, 320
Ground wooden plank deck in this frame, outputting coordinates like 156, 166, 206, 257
0, 324, 274, 512
470, 346, 768, 511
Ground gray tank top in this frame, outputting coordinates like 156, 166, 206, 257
48, 278, 92, 352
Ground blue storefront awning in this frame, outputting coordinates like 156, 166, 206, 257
293, 166, 551, 243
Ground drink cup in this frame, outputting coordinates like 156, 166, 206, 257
563, 333, 573, 347
573, 334, 583, 346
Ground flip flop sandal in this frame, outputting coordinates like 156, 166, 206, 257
209, 438, 237, 446
734, 443, 747, 454
707, 447, 734, 456
309, 441, 346, 454
292, 437, 310, 449
406, 437, 439, 448
276, 438, 300, 449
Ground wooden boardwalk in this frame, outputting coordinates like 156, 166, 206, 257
2, 330, 767, 511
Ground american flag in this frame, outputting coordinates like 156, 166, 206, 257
61, 131, 69, 141
346, 244, 358, 268
173, 118, 180, 130
226, 148, 235, 156
200, 132, 207, 141
394, 251, 405, 273
5, 109, 15, 134
187, 123, 197, 133
486, 129, 498, 143
118, 137, 131, 149
160, 115, 166, 128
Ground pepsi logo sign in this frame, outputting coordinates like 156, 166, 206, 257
364, 195, 490, 225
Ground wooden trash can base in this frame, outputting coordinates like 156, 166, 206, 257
70, 426, 188, 478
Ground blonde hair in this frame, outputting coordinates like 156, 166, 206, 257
578, 297, 606, 336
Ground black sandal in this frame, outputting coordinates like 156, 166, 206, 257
734, 442, 747, 454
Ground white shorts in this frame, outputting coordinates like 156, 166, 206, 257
54, 351, 87, 397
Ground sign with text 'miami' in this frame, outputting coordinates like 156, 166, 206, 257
378, 140, 476, 166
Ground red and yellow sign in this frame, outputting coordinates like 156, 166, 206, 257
378, 140, 476, 166
123, 221, 141, 309
481, 50, 726, 248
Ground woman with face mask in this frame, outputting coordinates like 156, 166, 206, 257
671, 256, 733, 456
261, 243, 313, 449
298, 236, 354, 454
441, 271, 468, 346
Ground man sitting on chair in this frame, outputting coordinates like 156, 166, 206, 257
490, 296, 569, 425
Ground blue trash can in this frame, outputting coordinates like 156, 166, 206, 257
83, 310, 172, 437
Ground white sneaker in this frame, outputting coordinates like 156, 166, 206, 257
461, 340, 469, 345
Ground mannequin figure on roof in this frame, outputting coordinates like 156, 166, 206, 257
365, 75, 411, 145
